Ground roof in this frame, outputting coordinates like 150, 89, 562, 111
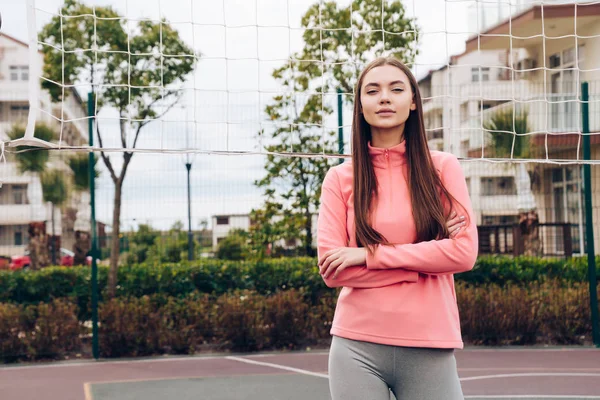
0, 32, 29, 48
464, 2, 600, 54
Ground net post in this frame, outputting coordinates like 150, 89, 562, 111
337, 88, 344, 164
581, 81, 600, 347
88, 91, 100, 359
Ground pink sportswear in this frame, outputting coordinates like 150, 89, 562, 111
317, 140, 478, 349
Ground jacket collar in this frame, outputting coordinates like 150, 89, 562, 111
368, 140, 407, 168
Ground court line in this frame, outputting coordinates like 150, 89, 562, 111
459, 368, 600, 372
461, 372, 600, 382
83, 382, 93, 400
0, 355, 230, 371
82, 372, 294, 386
460, 348, 600, 352
465, 397, 600, 399
225, 356, 329, 379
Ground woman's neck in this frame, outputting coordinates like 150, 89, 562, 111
370, 125, 405, 148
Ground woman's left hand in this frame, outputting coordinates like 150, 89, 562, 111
319, 247, 367, 279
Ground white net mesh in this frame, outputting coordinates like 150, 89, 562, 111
0, 0, 598, 254
0, 0, 596, 166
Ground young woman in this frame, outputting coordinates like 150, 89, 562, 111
317, 56, 478, 400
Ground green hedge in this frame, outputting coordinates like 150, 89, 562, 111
0, 255, 597, 315
1, 281, 596, 363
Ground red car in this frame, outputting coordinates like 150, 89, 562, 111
9, 248, 92, 271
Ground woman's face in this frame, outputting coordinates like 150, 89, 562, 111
359, 65, 416, 132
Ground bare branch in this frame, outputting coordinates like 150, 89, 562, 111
132, 91, 182, 149
120, 151, 133, 182
96, 123, 118, 183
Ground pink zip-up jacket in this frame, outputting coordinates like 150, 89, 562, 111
317, 140, 478, 349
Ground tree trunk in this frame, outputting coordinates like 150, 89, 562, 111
28, 221, 49, 270
107, 181, 123, 298
519, 210, 542, 256
73, 230, 91, 265
305, 209, 314, 257
51, 204, 57, 265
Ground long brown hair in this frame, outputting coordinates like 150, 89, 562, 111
352, 56, 465, 251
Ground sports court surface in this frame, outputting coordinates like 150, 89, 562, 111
1, 347, 600, 399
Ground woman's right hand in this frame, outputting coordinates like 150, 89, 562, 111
447, 211, 466, 239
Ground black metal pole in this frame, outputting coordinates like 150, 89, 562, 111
337, 88, 344, 164
581, 82, 600, 347
88, 92, 99, 359
185, 162, 193, 261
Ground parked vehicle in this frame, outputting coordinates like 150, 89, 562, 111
9, 248, 91, 271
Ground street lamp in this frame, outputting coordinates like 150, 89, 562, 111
185, 152, 193, 261
183, 119, 194, 261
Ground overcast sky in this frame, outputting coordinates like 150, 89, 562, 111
0, 0, 474, 231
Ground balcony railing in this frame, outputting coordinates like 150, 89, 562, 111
478, 223, 580, 257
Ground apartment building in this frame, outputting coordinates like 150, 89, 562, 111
211, 213, 318, 253
0, 33, 88, 256
421, 2, 600, 255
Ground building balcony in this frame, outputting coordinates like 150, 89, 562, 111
0, 82, 29, 102
460, 80, 600, 155
459, 79, 532, 102
0, 204, 39, 225
476, 195, 521, 215
465, 3, 600, 53
422, 96, 444, 115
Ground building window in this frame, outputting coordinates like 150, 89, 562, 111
549, 53, 561, 69
10, 104, 29, 121
471, 67, 490, 82
482, 215, 518, 226
9, 66, 28, 81
12, 184, 27, 205
216, 216, 229, 225
481, 177, 517, 196
10, 66, 18, 81
460, 102, 469, 122
14, 231, 23, 246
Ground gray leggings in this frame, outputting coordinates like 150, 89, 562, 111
328, 336, 464, 400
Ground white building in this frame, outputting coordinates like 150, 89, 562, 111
211, 214, 251, 250
0, 33, 88, 257
422, 2, 600, 255
211, 213, 318, 253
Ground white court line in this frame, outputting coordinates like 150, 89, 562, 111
0, 355, 228, 371
0, 351, 330, 371
226, 357, 600, 399
460, 348, 600, 353
461, 372, 600, 382
225, 356, 329, 379
465, 397, 600, 399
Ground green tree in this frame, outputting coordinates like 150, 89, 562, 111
40, 170, 70, 264
147, 221, 195, 263
247, 190, 286, 259
67, 154, 99, 192
7, 123, 57, 270
67, 154, 100, 265
216, 229, 249, 261
484, 107, 540, 256
40, 0, 197, 297
254, 0, 419, 257
7, 124, 55, 174
483, 108, 531, 159
125, 223, 159, 264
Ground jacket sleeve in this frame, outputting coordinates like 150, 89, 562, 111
365, 154, 478, 275
318, 167, 419, 288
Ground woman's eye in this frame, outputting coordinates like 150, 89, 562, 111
392, 88, 404, 92
367, 90, 377, 94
